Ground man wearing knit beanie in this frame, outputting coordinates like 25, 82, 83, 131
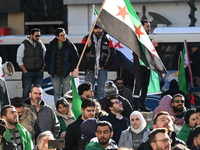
97, 81, 133, 119
0, 118, 17, 149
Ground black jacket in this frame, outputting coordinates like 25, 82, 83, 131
64, 115, 84, 150
81, 33, 115, 72
45, 38, 79, 78
99, 113, 129, 144
2, 137, 17, 150
97, 95, 133, 119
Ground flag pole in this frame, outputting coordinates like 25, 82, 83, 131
76, 0, 107, 69
184, 40, 194, 88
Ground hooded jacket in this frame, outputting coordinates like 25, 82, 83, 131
24, 98, 60, 138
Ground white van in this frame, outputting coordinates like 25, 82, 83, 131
0, 27, 200, 107
0, 34, 84, 107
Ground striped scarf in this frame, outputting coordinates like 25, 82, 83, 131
9, 128, 23, 150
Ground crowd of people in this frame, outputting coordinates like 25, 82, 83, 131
1, 18, 200, 150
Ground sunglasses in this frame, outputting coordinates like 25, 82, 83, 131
35, 35, 41, 38
112, 100, 122, 104
173, 100, 184, 103
117, 83, 123, 85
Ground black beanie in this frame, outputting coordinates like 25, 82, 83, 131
0, 119, 6, 136
184, 109, 196, 125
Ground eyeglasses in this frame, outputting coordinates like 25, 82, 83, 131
59, 34, 66, 37
112, 100, 122, 104
153, 139, 172, 143
173, 100, 184, 103
35, 35, 41, 38
117, 83, 123, 85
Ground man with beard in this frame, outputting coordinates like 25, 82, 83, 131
1, 105, 33, 150
85, 121, 118, 150
171, 93, 187, 119
97, 81, 133, 119
11, 97, 42, 144
17, 28, 46, 100
138, 111, 186, 150
149, 128, 172, 150
78, 82, 94, 101
114, 77, 134, 106
81, 25, 115, 99
24, 84, 60, 138
100, 98, 129, 144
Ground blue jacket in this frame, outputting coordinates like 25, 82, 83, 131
45, 38, 79, 78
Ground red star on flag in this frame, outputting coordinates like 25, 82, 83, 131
116, 5, 129, 20
134, 25, 145, 39
114, 42, 123, 49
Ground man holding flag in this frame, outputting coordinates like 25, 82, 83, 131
81, 25, 115, 99
94, 0, 166, 111
133, 19, 158, 112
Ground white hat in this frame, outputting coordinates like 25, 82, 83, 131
3, 61, 15, 76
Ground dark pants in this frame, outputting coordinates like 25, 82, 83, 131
133, 55, 150, 108
22, 71, 43, 100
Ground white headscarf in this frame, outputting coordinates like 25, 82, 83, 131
130, 111, 147, 134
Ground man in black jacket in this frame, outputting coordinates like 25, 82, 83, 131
64, 99, 95, 150
45, 27, 79, 105
138, 111, 187, 150
81, 25, 115, 99
97, 81, 133, 119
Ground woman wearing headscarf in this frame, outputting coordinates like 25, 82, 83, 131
118, 111, 150, 150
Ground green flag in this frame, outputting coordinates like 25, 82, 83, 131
148, 70, 161, 94
178, 43, 188, 95
96, 0, 167, 78
70, 76, 82, 119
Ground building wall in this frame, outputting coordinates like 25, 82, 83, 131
67, 1, 200, 34
8, 12, 24, 35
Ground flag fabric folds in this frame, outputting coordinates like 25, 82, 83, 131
110, 36, 134, 74
148, 70, 161, 94
178, 41, 188, 95
96, 0, 167, 78
70, 76, 82, 119
92, 7, 134, 73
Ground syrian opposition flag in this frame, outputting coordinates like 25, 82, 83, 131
95, 0, 167, 78
110, 36, 134, 73
178, 40, 193, 95
92, 6, 134, 73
